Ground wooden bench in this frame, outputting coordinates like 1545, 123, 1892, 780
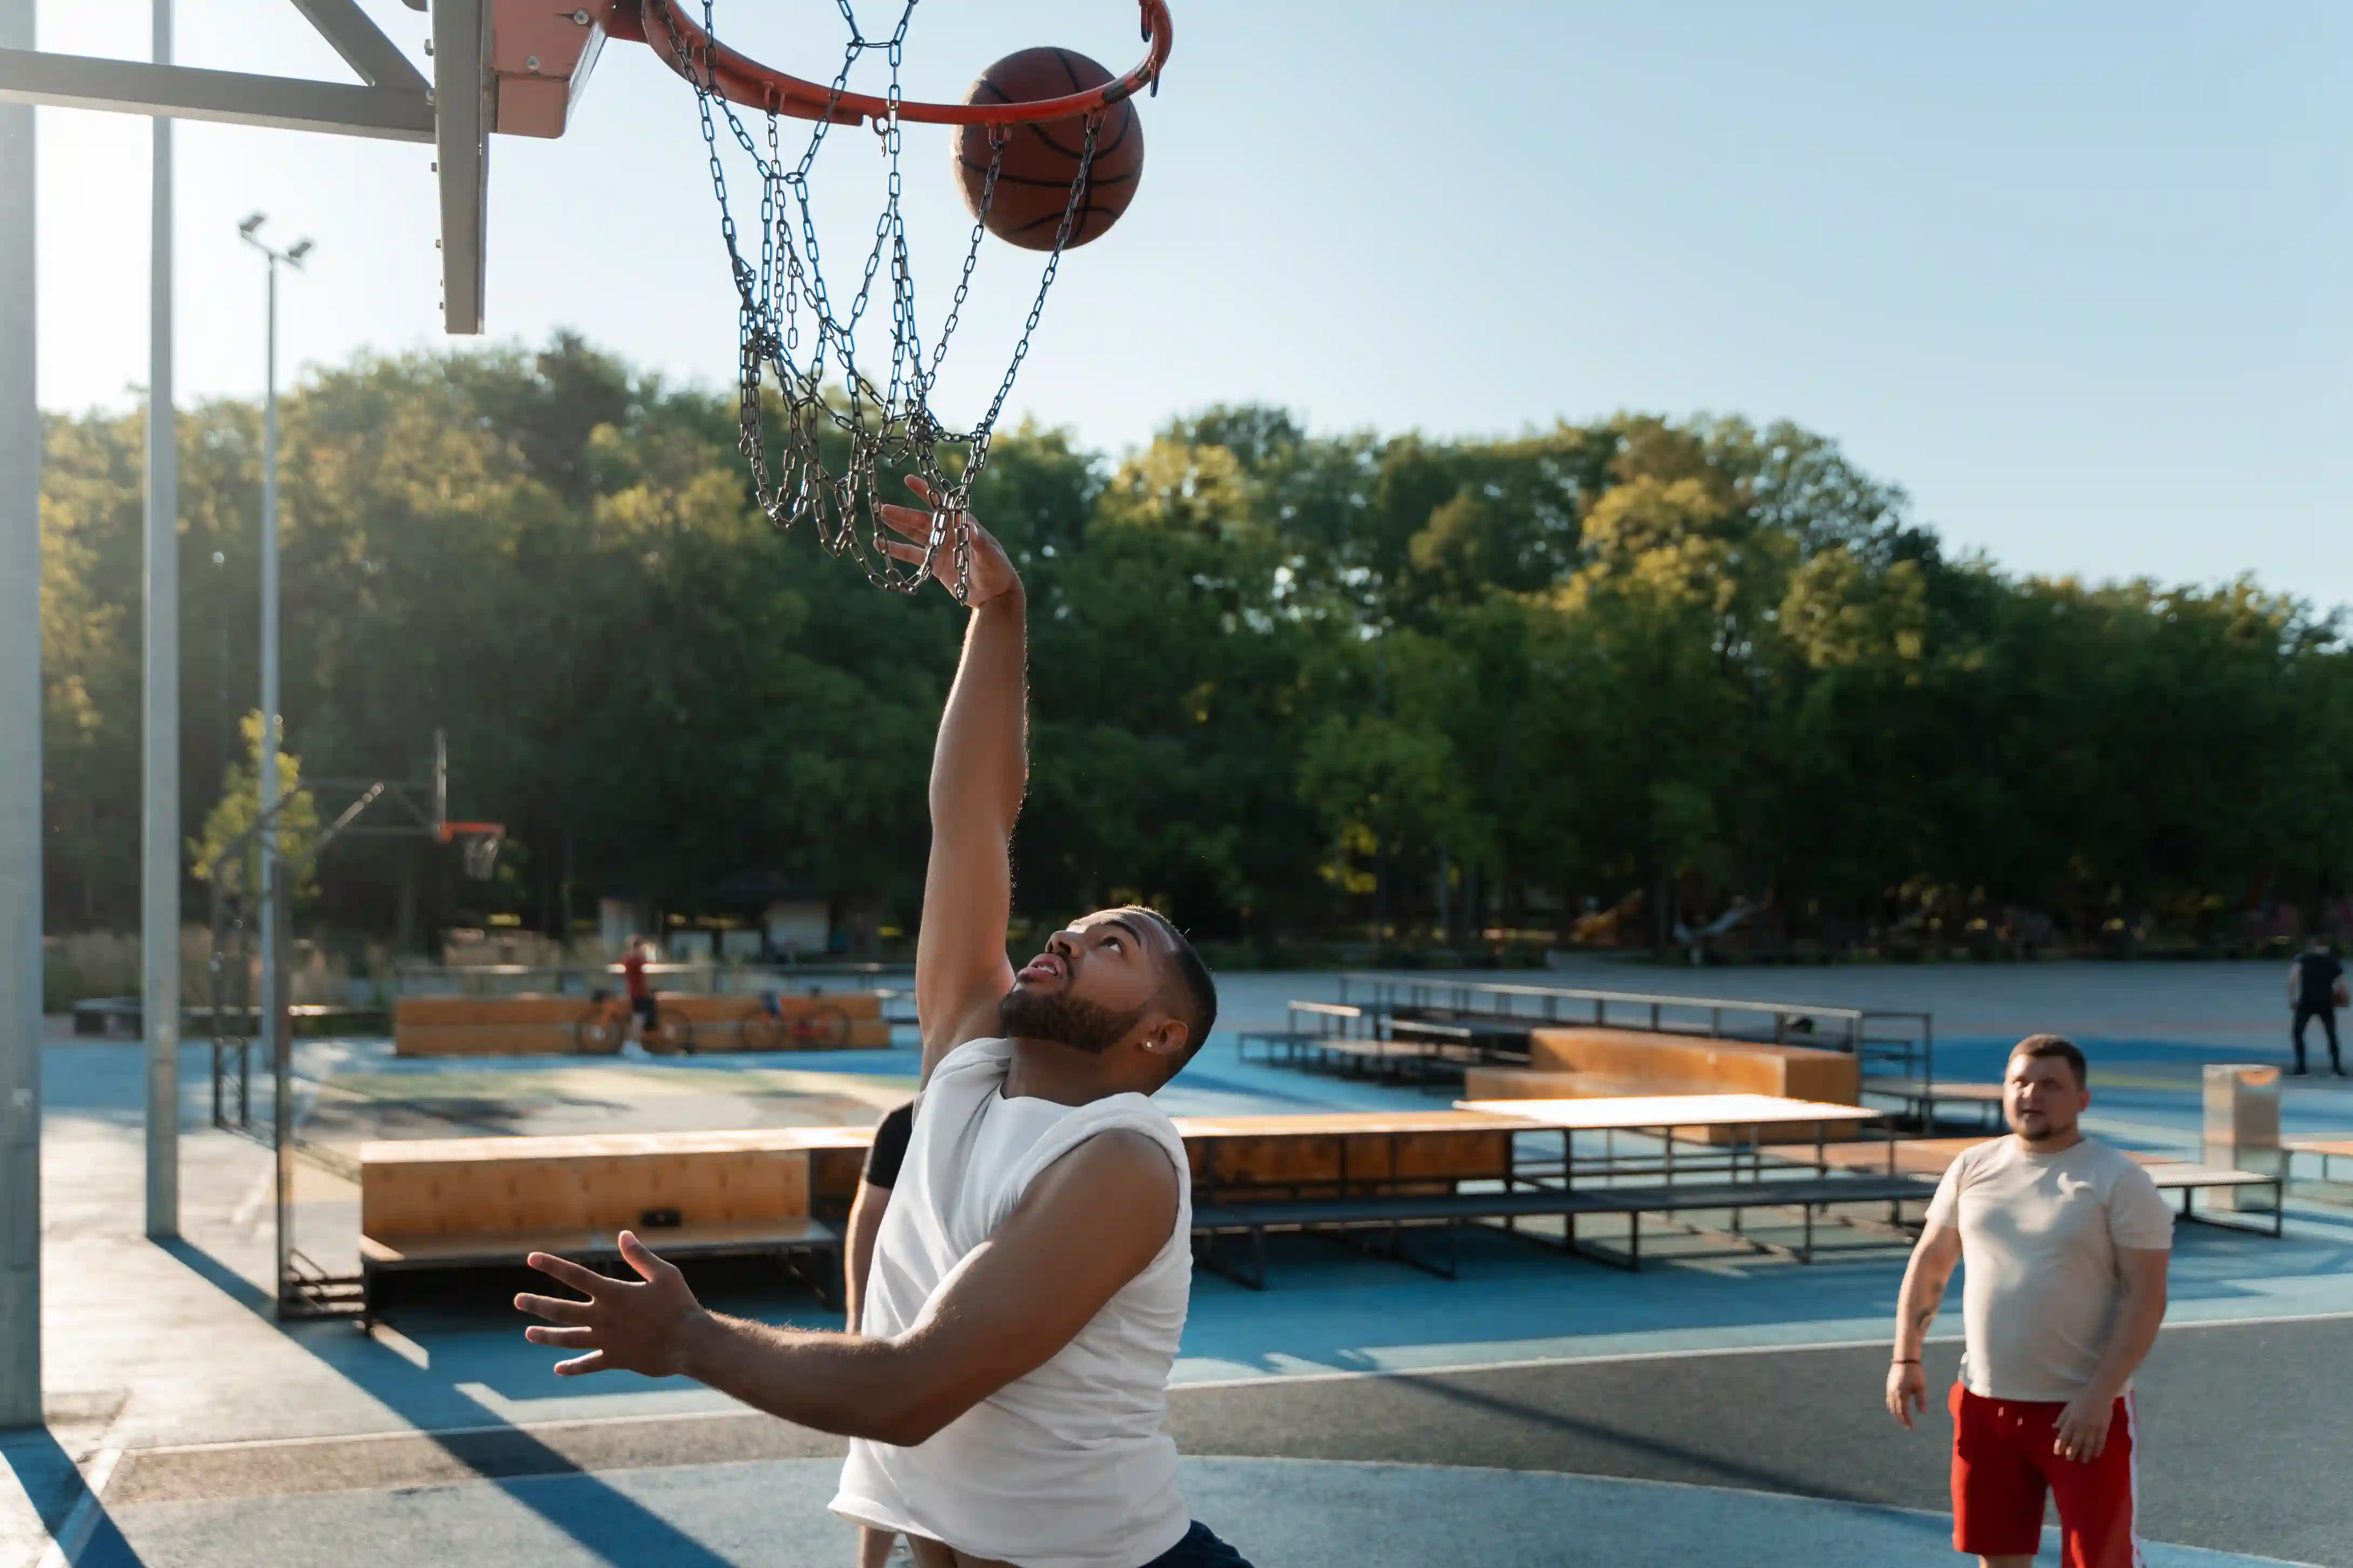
392, 991, 891, 1057
1236, 1003, 1375, 1069
2287, 1137, 2353, 1187
1178, 1111, 1523, 1202
355, 1105, 1956, 1299
357, 1126, 879, 1312
1386, 1009, 1535, 1059
1295, 1034, 1468, 1087
1862, 1076, 2004, 1130
1757, 1137, 2286, 1236
1194, 1172, 1934, 1287
1466, 1027, 1860, 1140
2144, 1164, 2283, 1235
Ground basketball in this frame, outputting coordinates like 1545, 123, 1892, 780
955, 48, 1145, 251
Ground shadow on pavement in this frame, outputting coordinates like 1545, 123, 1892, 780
157, 1238, 740, 1568
1, 1423, 144, 1566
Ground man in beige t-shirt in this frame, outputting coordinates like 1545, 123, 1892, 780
1885, 1035, 2173, 1568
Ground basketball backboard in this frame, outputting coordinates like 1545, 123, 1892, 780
0, 0, 609, 334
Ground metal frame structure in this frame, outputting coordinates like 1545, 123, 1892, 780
201, 738, 497, 1317
1334, 972, 1937, 1088
1, 0, 36, 1430
0, 0, 498, 332
142, 0, 181, 1250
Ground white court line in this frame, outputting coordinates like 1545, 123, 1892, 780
1172, 1304, 2353, 1393
117, 1303, 2353, 1461
33, 1446, 120, 1568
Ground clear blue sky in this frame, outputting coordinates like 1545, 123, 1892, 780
31, 2, 2353, 611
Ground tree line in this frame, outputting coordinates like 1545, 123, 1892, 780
38, 333, 2353, 962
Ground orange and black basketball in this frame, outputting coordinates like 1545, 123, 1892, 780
954, 48, 1144, 251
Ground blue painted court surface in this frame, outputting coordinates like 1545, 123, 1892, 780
9, 959, 2353, 1566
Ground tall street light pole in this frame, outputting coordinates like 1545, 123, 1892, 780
0, 0, 39, 1430
145, 0, 180, 1243
236, 214, 309, 1138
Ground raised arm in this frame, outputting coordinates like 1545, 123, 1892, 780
514, 1129, 1181, 1445
1885, 1217, 1961, 1429
876, 478, 1027, 1079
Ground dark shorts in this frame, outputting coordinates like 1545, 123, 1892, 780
630, 994, 658, 1025
1140, 1522, 1254, 1568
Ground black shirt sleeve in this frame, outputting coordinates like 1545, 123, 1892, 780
862, 1100, 916, 1190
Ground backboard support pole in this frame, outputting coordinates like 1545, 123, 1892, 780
0, 0, 40, 1433
433, 0, 487, 333
145, 0, 181, 1243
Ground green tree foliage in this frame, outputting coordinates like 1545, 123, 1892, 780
188, 711, 322, 904
36, 339, 2353, 953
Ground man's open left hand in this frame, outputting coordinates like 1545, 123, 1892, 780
875, 475, 1022, 608
516, 1231, 703, 1378
2052, 1392, 2115, 1462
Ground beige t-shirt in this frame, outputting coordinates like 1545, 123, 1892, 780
1924, 1135, 2173, 1403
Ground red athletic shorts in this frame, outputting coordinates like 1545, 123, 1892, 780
1951, 1384, 2141, 1568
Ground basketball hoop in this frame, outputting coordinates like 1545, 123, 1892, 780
438, 821, 507, 882
609, 2, 1173, 129
613, 1, 1174, 604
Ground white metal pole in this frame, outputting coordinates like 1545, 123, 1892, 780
0, 0, 42, 1430
144, 0, 180, 1242
256, 253, 280, 1126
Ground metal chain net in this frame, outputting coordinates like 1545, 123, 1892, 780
648, 1, 1104, 603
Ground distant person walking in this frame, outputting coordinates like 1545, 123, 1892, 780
1885, 1035, 2173, 1568
621, 935, 661, 1054
2288, 938, 2347, 1077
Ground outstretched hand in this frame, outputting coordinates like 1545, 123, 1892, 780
876, 475, 1022, 607
515, 1231, 704, 1378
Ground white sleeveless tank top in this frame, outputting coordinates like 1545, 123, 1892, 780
829, 1036, 1194, 1568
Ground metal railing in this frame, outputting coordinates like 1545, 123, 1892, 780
1335, 972, 1934, 1086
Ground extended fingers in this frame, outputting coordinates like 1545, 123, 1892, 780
515, 1292, 594, 1325
875, 503, 933, 541
526, 1252, 607, 1294
554, 1349, 609, 1377
525, 1325, 597, 1347
876, 502, 964, 545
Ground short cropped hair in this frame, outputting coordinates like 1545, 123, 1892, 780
1124, 907, 1218, 1074
2010, 1033, 2087, 1089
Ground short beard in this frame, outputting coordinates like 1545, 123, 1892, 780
998, 986, 1145, 1055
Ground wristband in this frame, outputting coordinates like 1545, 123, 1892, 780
1891, 1358, 1920, 1365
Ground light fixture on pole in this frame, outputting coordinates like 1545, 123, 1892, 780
236, 213, 310, 1172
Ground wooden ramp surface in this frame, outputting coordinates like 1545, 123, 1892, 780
1457, 1094, 1881, 1132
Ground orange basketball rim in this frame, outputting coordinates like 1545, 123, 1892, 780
591, 0, 1173, 128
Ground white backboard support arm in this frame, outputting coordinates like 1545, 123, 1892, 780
288, 0, 428, 93
0, 0, 491, 333
0, 50, 431, 141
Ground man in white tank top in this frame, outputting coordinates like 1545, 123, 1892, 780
518, 479, 1253, 1568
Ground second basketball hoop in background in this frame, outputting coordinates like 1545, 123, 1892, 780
958, 50, 1145, 250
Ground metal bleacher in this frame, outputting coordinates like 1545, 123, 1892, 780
1240, 973, 1936, 1102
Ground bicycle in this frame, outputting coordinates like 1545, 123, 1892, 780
574, 988, 696, 1055
736, 988, 853, 1051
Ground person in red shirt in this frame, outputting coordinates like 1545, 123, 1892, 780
620, 935, 659, 1052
